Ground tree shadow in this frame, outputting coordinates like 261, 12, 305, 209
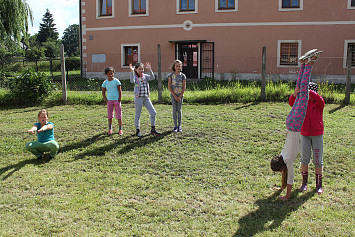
0, 157, 50, 180
73, 131, 172, 160
234, 102, 260, 111
233, 189, 316, 237
328, 104, 346, 114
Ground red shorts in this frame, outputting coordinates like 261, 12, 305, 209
107, 100, 122, 119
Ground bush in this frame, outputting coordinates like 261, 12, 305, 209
9, 69, 56, 106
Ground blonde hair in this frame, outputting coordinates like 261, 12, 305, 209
171, 60, 182, 71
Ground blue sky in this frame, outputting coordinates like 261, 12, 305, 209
26, 0, 79, 38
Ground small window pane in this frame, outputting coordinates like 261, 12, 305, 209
352, 0, 355, 6
180, 0, 194, 11
100, 0, 112, 16
124, 46, 138, 66
282, 0, 299, 8
348, 43, 355, 66
280, 43, 298, 66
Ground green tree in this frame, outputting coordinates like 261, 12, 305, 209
37, 9, 59, 44
62, 24, 79, 57
0, 0, 32, 45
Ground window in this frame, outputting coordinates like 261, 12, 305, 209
348, 0, 355, 9
277, 40, 301, 67
92, 54, 106, 63
279, 0, 303, 11
344, 41, 355, 67
99, 0, 112, 16
218, 0, 235, 9
132, 0, 147, 15
177, 0, 198, 14
121, 44, 140, 68
282, 0, 299, 8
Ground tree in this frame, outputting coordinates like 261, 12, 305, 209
62, 24, 80, 57
0, 0, 32, 45
37, 9, 59, 44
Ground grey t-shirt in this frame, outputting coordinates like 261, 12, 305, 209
168, 72, 186, 96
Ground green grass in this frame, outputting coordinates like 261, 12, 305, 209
0, 103, 354, 236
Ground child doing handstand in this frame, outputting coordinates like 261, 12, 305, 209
271, 49, 322, 200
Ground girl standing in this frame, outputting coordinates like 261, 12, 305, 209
167, 60, 186, 132
129, 62, 161, 137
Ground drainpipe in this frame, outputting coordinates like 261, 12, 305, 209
79, 0, 83, 78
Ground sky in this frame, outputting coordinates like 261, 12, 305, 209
26, 0, 79, 38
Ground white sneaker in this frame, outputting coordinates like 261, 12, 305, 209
301, 49, 323, 64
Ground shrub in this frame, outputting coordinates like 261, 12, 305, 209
9, 69, 56, 105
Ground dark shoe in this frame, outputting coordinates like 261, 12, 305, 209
151, 129, 161, 135
48, 156, 54, 160
300, 171, 308, 191
37, 154, 43, 160
136, 129, 143, 137
316, 174, 323, 194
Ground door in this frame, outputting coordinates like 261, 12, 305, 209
178, 43, 198, 78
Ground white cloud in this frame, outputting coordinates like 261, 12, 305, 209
26, 0, 79, 38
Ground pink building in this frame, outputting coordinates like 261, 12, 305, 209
80, 0, 355, 82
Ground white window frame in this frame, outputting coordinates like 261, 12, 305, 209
348, 0, 355, 9
279, 0, 303, 12
176, 0, 198, 14
121, 43, 140, 68
343, 40, 355, 68
96, 0, 115, 19
277, 40, 302, 68
215, 0, 238, 12
129, 0, 149, 17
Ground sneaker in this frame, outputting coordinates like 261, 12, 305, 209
108, 129, 113, 135
151, 129, 161, 135
177, 126, 182, 132
316, 186, 323, 194
300, 184, 307, 192
136, 130, 143, 137
173, 127, 178, 132
301, 49, 323, 64
118, 130, 123, 135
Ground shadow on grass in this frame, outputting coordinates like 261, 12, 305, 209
328, 104, 346, 114
234, 102, 260, 110
72, 131, 172, 160
59, 132, 107, 153
0, 157, 51, 180
233, 189, 315, 237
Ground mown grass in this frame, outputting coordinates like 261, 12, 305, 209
0, 103, 353, 236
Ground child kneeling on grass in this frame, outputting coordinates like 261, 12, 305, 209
271, 49, 322, 201
25, 109, 59, 160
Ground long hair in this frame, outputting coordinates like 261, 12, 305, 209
171, 59, 182, 72
134, 62, 144, 77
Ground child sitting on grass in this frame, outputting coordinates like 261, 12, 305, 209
271, 49, 322, 200
25, 109, 59, 160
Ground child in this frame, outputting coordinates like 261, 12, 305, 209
289, 82, 325, 194
167, 60, 186, 132
129, 62, 161, 137
102, 67, 123, 135
271, 49, 322, 200
25, 109, 59, 160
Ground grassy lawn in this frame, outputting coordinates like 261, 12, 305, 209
0, 103, 354, 236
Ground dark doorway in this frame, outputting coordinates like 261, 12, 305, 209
178, 43, 198, 78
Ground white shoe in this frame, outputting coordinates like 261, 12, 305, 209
300, 49, 323, 64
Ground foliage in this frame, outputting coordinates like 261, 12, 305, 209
62, 24, 80, 57
37, 9, 59, 44
42, 40, 60, 59
0, 0, 32, 44
8, 69, 55, 105
25, 46, 44, 62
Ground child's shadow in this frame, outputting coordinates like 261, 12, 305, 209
233, 189, 315, 237
0, 158, 50, 180
73, 131, 172, 160
59, 132, 107, 154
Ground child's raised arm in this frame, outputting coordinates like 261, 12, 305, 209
37, 123, 53, 133
145, 62, 155, 81
129, 64, 136, 83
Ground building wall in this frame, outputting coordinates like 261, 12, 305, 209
81, 0, 355, 82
